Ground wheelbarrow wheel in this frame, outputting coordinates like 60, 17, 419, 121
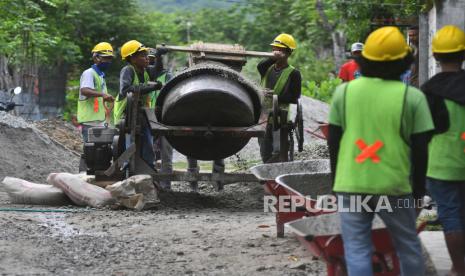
272, 95, 279, 131
295, 100, 304, 152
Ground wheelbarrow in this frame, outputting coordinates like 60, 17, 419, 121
250, 160, 330, 237
286, 212, 428, 276
306, 122, 329, 140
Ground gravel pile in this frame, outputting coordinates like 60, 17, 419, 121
0, 112, 79, 183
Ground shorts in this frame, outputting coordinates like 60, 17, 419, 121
427, 177, 465, 233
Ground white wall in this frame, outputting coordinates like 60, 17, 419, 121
419, 0, 465, 85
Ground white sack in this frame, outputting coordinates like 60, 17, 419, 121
47, 173, 114, 208
1, 177, 70, 205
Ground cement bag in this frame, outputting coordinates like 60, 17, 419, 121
47, 173, 114, 208
1, 177, 70, 205
106, 175, 158, 211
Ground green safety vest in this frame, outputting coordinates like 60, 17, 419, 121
261, 64, 295, 111
427, 99, 465, 180
333, 81, 411, 195
114, 65, 151, 124
77, 69, 108, 123
150, 72, 167, 108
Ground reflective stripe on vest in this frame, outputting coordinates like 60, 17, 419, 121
333, 79, 411, 195
427, 99, 465, 180
77, 69, 107, 123
260, 64, 294, 121
114, 66, 151, 125
150, 72, 167, 108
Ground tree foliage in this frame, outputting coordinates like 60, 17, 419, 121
0, 0, 424, 114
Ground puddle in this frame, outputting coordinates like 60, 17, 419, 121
36, 213, 82, 238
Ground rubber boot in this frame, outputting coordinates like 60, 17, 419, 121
190, 181, 199, 193
187, 157, 199, 193
213, 159, 225, 192
444, 232, 465, 276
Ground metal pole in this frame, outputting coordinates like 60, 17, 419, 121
187, 21, 192, 44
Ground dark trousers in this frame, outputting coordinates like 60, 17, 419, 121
187, 157, 225, 191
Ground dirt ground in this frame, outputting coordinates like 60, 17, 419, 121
0, 181, 327, 276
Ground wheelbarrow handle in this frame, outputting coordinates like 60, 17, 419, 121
305, 128, 327, 140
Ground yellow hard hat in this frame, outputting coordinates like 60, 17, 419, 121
92, 42, 114, 57
270, 33, 297, 50
362, 27, 410, 61
121, 40, 149, 60
432, 25, 465, 53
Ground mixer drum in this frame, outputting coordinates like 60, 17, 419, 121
156, 64, 262, 160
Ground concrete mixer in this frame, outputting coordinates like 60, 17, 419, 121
84, 42, 304, 184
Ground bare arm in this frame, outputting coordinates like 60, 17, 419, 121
80, 87, 114, 102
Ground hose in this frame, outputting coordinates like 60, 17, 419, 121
0, 207, 91, 213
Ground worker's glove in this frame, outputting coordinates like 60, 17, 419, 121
156, 46, 169, 56
147, 81, 163, 91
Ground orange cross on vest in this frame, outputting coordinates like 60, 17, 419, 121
461, 132, 465, 152
355, 139, 384, 164
93, 98, 99, 113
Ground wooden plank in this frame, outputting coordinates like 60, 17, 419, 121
157, 44, 273, 58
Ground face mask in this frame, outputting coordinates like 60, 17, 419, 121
273, 50, 286, 59
97, 61, 111, 72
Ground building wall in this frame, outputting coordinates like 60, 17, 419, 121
419, 0, 465, 85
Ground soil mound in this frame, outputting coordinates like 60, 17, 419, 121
0, 112, 79, 183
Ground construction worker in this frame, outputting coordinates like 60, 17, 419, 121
78, 42, 115, 171
148, 47, 174, 190
258, 33, 301, 163
407, 26, 420, 87
421, 25, 465, 276
115, 40, 162, 168
328, 26, 434, 275
338, 42, 364, 82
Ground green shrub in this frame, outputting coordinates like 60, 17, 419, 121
302, 78, 342, 103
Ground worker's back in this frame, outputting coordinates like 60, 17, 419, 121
332, 77, 411, 195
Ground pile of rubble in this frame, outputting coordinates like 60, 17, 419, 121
34, 118, 83, 154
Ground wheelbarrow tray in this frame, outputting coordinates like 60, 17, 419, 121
250, 159, 329, 196
275, 172, 332, 198
250, 159, 329, 182
286, 213, 428, 276
250, 161, 332, 237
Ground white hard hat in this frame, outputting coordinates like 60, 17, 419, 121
351, 42, 364, 52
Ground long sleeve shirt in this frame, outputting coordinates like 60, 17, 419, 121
257, 58, 302, 104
